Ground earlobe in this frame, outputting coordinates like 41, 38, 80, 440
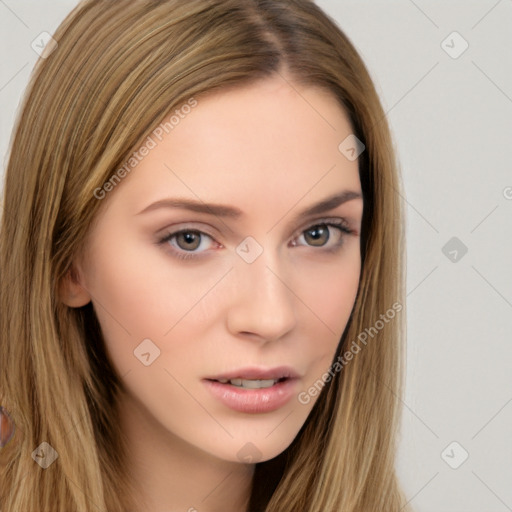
58, 264, 92, 308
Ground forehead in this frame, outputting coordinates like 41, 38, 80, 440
107, 75, 362, 218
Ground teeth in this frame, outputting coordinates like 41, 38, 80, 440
217, 378, 279, 389
234, 379, 277, 389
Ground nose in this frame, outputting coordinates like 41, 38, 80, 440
225, 249, 297, 344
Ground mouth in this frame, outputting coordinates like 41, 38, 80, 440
204, 366, 300, 389
205, 376, 290, 389
202, 366, 300, 413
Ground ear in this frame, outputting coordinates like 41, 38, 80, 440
58, 262, 92, 308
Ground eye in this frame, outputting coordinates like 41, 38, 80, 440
156, 218, 354, 261
291, 219, 352, 249
173, 231, 205, 251
157, 229, 218, 260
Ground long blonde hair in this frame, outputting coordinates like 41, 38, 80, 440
0, 1, 410, 510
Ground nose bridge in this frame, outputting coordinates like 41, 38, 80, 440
227, 240, 297, 340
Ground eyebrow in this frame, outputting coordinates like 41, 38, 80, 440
136, 190, 362, 221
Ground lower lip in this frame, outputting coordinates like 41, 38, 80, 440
203, 378, 298, 413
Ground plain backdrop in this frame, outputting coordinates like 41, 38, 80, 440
1, 1, 511, 511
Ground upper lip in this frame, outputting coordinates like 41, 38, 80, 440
205, 366, 300, 381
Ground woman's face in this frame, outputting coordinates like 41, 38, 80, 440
65, 75, 363, 463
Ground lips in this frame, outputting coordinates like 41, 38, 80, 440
202, 366, 302, 412
202, 367, 300, 413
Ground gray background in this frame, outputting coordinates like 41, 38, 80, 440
1, 1, 511, 510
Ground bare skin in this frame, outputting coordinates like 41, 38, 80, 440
60, 73, 363, 512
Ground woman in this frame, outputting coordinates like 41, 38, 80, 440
0, 1, 410, 510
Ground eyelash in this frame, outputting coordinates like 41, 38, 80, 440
156, 218, 354, 261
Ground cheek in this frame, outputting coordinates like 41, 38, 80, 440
298, 249, 361, 334
294, 250, 361, 373
81, 235, 163, 370
83, 235, 231, 374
